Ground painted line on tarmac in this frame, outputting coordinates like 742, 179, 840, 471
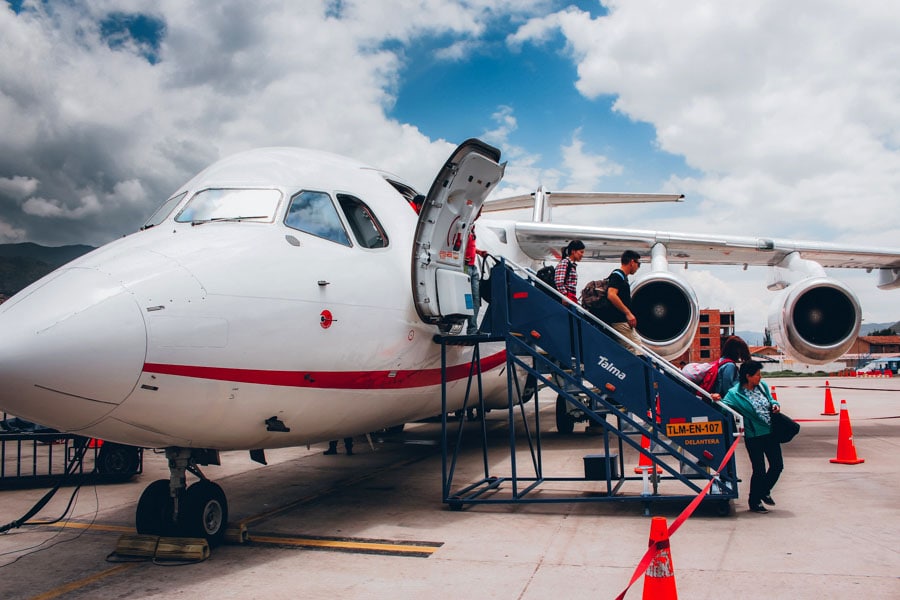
29, 563, 138, 600
238, 452, 434, 529
34, 508, 443, 559
248, 532, 442, 558
29, 520, 133, 534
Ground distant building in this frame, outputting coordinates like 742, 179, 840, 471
854, 335, 900, 355
672, 309, 735, 365
752, 336, 900, 373
750, 346, 781, 357
842, 335, 900, 369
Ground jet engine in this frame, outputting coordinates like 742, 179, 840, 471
767, 276, 861, 364
631, 270, 700, 360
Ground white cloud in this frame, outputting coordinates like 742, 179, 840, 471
0, 220, 26, 242
513, 1, 900, 245
508, 0, 900, 327
483, 105, 518, 146
506, 14, 556, 48
482, 105, 566, 196
23, 194, 102, 219
1, 0, 897, 328
434, 39, 479, 62
560, 129, 622, 189
0, 176, 39, 200
0, 0, 551, 244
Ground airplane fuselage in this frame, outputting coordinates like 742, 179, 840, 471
0, 147, 513, 450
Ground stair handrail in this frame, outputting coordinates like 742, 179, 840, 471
495, 256, 744, 432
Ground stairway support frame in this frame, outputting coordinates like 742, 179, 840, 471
437, 258, 740, 513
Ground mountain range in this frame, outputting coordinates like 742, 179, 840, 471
0, 242, 94, 297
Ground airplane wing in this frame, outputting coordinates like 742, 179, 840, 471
511, 221, 900, 271
499, 219, 900, 365
483, 191, 683, 213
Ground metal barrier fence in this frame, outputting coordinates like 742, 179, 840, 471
1, 414, 142, 489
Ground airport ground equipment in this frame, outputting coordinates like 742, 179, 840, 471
437, 258, 742, 515
0, 416, 142, 489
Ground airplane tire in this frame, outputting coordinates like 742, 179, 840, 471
96, 443, 140, 476
556, 395, 575, 434
182, 480, 228, 547
522, 374, 537, 401
136, 479, 176, 537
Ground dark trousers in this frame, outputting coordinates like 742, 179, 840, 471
326, 437, 354, 454
744, 434, 783, 506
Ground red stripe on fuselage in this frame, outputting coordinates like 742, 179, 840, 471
142, 351, 507, 390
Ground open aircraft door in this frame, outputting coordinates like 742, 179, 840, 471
412, 139, 505, 330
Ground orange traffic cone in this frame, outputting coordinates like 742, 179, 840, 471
821, 380, 837, 416
830, 399, 864, 465
642, 516, 678, 599
634, 434, 662, 474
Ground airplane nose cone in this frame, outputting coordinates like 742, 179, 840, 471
0, 268, 147, 430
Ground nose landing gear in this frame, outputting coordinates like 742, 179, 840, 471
135, 447, 228, 547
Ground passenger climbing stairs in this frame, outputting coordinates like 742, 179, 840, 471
436, 258, 742, 515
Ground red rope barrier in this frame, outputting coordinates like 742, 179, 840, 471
614, 436, 741, 600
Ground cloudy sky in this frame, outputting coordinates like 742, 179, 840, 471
2, 0, 899, 333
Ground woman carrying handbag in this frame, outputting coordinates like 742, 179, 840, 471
719, 360, 785, 514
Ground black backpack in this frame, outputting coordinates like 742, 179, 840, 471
536, 261, 571, 300
536, 265, 557, 291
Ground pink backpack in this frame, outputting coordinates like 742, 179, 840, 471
681, 358, 733, 392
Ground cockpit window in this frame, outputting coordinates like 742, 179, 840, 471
386, 178, 424, 213
174, 188, 281, 224
337, 194, 388, 249
142, 191, 187, 229
284, 190, 351, 246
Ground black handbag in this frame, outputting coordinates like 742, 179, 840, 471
771, 410, 800, 443
478, 254, 493, 304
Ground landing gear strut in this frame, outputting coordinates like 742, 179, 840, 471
135, 448, 228, 546
556, 395, 577, 434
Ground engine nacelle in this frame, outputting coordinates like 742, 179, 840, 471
631, 271, 700, 359
767, 277, 861, 365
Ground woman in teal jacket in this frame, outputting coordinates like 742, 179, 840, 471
712, 335, 751, 398
720, 360, 783, 514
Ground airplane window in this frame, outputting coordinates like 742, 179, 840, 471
142, 192, 187, 229
174, 188, 281, 224
284, 190, 351, 246
386, 178, 424, 214
337, 194, 388, 249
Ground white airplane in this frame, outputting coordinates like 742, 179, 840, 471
1, 138, 898, 544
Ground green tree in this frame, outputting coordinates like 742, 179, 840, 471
869, 327, 896, 336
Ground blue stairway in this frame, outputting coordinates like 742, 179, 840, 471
439, 258, 741, 513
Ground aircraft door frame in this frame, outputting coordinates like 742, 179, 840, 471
412, 139, 505, 327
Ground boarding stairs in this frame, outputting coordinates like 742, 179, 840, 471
437, 258, 742, 514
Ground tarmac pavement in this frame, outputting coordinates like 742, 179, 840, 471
0, 376, 897, 599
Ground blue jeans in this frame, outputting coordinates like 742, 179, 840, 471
465, 264, 480, 334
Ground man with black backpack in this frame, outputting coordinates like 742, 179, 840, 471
594, 249, 643, 355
